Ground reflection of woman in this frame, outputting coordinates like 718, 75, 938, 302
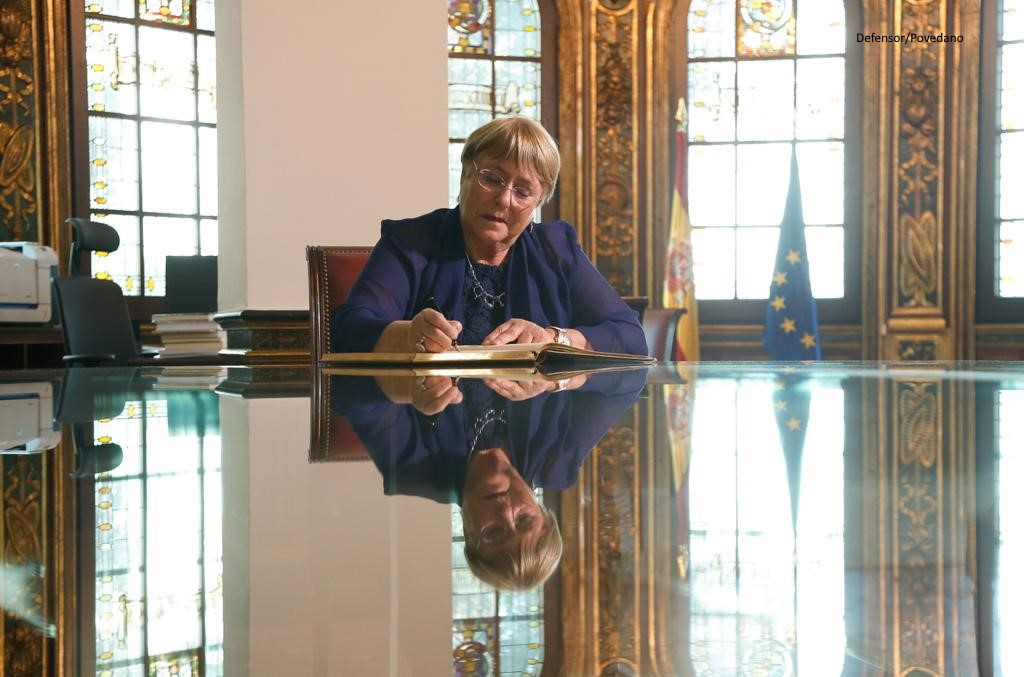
332, 370, 646, 590
332, 116, 646, 356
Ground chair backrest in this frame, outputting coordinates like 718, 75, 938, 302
306, 246, 374, 463
66, 217, 120, 276
52, 276, 141, 364
306, 245, 373, 362
642, 308, 685, 361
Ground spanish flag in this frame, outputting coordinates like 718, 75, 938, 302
664, 98, 700, 362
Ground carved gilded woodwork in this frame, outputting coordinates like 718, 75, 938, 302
0, 0, 72, 258
859, 376, 977, 676
869, 0, 982, 360
1, 456, 45, 675
591, 1, 639, 296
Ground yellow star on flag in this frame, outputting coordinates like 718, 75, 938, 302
773, 270, 788, 286
786, 249, 802, 265
800, 333, 817, 349
771, 295, 786, 311
780, 318, 796, 334
774, 399, 788, 411
786, 417, 802, 431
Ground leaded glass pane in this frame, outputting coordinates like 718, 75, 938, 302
689, 380, 845, 675
86, 0, 134, 19
688, 0, 737, 59
796, 0, 845, 56
737, 0, 795, 56
450, 142, 466, 208
140, 121, 197, 214
198, 127, 218, 216
1003, 0, 1024, 42
139, 0, 191, 25
735, 226, 778, 298
139, 27, 196, 121
736, 60, 794, 141
688, 144, 736, 226
200, 218, 218, 255
449, 59, 494, 139
806, 225, 844, 298
197, 34, 217, 123
999, 131, 1024, 219
999, 43, 1024, 131
796, 58, 844, 140
449, 0, 493, 54
693, 227, 736, 299
688, 61, 736, 143
90, 116, 140, 212
86, 20, 138, 115
797, 141, 844, 225
494, 0, 540, 57
736, 142, 789, 226
196, 0, 215, 30
999, 221, 1024, 297
997, 389, 1024, 675
143, 216, 198, 295
494, 60, 541, 117
90, 213, 141, 295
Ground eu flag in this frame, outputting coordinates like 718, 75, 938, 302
763, 147, 821, 361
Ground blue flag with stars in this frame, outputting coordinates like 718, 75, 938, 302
763, 147, 821, 360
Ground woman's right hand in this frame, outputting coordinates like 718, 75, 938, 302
409, 309, 462, 353
411, 376, 463, 415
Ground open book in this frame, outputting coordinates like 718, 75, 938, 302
321, 342, 655, 372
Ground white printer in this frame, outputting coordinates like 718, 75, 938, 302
0, 382, 61, 453
0, 242, 58, 323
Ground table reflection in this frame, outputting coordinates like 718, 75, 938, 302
1, 362, 1023, 675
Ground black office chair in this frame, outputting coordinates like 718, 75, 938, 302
53, 367, 138, 476
52, 218, 157, 366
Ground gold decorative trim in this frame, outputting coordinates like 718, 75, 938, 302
591, 0, 639, 295
893, 0, 944, 314
893, 379, 943, 674
2, 456, 46, 675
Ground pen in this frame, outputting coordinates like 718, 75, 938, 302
425, 296, 460, 351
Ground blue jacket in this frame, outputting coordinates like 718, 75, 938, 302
331, 207, 647, 355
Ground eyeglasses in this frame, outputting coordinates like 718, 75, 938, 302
473, 162, 541, 209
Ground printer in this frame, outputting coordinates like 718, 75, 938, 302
0, 382, 61, 453
0, 242, 58, 323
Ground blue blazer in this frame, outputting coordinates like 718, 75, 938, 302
332, 370, 648, 504
331, 207, 647, 355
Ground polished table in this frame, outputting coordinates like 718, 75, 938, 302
0, 361, 1021, 676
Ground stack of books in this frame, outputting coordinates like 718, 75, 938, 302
151, 313, 225, 357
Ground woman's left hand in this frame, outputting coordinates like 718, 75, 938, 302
482, 319, 555, 346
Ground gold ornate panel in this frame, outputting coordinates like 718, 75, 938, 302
0, 0, 72, 257
860, 375, 977, 676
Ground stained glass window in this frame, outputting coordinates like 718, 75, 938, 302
85, 0, 216, 297
995, 1, 1024, 297
452, 506, 545, 675
92, 391, 223, 675
996, 388, 1024, 675
685, 0, 847, 301
687, 378, 845, 674
448, 0, 542, 207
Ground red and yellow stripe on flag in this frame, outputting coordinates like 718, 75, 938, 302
663, 98, 700, 362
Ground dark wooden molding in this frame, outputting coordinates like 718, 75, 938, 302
213, 309, 311, 365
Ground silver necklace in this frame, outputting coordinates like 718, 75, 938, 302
465, 251, 506, 309
469, 407, 506, 455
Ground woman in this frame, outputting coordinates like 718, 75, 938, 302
332, 116, 647, 355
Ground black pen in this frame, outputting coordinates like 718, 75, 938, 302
425, 296, 460, 351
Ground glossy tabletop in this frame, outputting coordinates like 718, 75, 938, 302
1, 361, 1022, 676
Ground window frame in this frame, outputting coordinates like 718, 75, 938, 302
70, 2, 215, 321
977, 0, 1024, 322
671, 0, 863, 326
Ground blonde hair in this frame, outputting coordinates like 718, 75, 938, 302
460, 116, 561, 205
463, 503, 563, 592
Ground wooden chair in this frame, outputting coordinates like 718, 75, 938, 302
306, 245, 374, 462
642, 308, 686, 361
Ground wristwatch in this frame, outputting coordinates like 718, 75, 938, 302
548, 326, 572, 346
